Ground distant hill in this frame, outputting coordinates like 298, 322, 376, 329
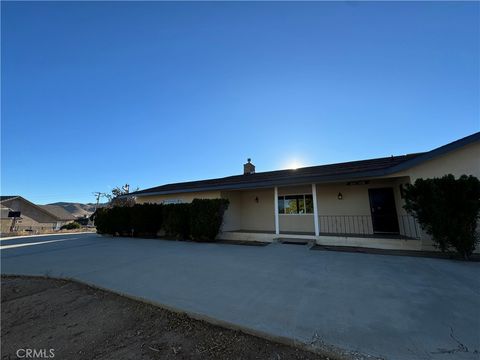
47, 202, 105, 218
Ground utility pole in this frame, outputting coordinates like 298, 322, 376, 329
93, 192, 104, 211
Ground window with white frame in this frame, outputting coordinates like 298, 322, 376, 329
278, 194, 313, 214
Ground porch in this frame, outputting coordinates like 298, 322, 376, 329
219, 177, 424, 251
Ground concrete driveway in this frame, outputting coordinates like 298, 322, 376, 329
1, 233, 479, 360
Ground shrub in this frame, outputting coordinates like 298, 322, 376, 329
189, 199, 230, 241
163, 203, 190, 239
130, 203, 163, 236
60, 222, 81, 230
403, 174, 480, 259
91, 208, 110, 234
75, 216, 89, 226
108, 206, 131, 235
92, 199, 229, 241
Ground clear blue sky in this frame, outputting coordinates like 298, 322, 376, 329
1, 1, 479, 204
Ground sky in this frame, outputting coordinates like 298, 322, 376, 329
1, 1, 479, 204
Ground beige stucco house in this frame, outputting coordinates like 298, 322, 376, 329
126, 132, 479, 251
0, 196, 75, 233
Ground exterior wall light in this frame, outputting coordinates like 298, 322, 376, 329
337, 192, 343, 200
255, 196, 259, 203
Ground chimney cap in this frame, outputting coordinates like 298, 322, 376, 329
247, 158, 251, 163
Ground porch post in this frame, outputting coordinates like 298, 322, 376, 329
274, 186, 279, 235
312, 183, 319, 236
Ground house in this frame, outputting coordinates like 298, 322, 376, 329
38, 205, 77, 227
126, 132, 479, 251
0, 196, 75, 233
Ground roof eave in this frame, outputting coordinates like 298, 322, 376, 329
387, 132, 480, 174
127, 168, 397, 197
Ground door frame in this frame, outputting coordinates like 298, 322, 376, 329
368, 187, 400, 234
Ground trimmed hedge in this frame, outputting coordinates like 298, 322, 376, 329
92, 199, 229, 241
190, 199, 230, 241
163, 203, 190, 239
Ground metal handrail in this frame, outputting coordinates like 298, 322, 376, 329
318, 215, 420, 239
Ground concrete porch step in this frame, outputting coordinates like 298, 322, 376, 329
276, 237, 315, 247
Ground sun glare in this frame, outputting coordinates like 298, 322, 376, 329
287, 160, 303, 170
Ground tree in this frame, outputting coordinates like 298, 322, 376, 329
403, 174, 480, 259
104, 184, 138, 207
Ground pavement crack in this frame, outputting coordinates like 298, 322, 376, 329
431, 326, 470, 354
449, 326, 469, 353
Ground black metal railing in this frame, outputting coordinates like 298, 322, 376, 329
318, 215, 420, 239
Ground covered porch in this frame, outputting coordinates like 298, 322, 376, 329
219, 177, 423, 250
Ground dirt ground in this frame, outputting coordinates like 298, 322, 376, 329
1, 276, 332, 360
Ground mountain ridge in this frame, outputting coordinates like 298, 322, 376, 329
47, 202, 105, 218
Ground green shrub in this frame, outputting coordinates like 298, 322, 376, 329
189, 199, 230, 241
60, 222, 81, 230
91, 208, 110, 234
163, 203, 190, 239
403, 174, 480, 259
92, 199, 229, 241
109, 206, 132, 236
130, 203, 163, 236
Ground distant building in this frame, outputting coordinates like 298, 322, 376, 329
0, 196, 75, 233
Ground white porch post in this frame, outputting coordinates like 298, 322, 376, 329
274, 186, 279, 235
312, 183, 319, 236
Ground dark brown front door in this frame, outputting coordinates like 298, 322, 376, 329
368, 188, 399, 234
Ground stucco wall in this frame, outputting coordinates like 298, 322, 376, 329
394, 142, 480, 181
279, 215, 314, 233
220, 189, 276, 232
239, 188, 275, 232
1, 198, 58, 224
0, 212, 57, 232
14, 215, 57, 231
0, 218, 13, 232
315, 178, 409, 215
221, 191, 242, 231
278, 185, 312, 196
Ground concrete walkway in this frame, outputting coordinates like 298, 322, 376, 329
1, 233, 479, 360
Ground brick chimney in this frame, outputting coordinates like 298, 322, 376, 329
243, 158, 255, 174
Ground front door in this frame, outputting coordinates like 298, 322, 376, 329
368, 188, 399, 234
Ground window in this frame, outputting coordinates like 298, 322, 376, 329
278, 194, 314, 214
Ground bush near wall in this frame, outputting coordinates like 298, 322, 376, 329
92, 199, 229, 241
403, 174, 480, 260
163, 203, 190, 239
189, 199, 230, 241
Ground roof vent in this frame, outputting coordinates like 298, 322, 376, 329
244, 158, 255, 175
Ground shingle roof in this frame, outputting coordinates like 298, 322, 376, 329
129, 153, 424, 196
124, 131, 480, 197
38, 205, 76, 221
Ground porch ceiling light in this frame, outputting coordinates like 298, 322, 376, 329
337, 192, 343, 200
